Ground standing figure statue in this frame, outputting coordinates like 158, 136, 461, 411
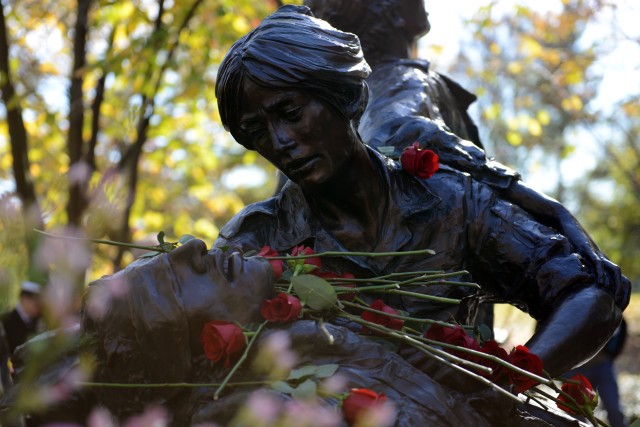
214, 3, 628, 379
303, 0, 630, 304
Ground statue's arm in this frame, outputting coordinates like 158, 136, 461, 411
525, 286, 621, 376
377, 115, 628, 304
468, 185, 629, 376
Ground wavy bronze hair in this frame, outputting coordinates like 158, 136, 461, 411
215, 5, 371, 149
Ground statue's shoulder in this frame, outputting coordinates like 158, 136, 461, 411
216, 197, 278, 246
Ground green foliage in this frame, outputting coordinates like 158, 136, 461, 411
448, 0, 640, 286
452, 0, 608, 200
0, 0, 297, 281
291, 274, 338, 311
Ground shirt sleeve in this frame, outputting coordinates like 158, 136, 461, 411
466, 181, 594, 320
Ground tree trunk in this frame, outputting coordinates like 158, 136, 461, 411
66, 0, 93, 227
0, 0, 46, 282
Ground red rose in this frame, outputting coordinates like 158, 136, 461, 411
507, 345, 544, 393
557, 373, 598, 415
476, 339, 509, 381
361, 299, 404, 333
257, 245, 284, 280
260, 292, 302, 323
424, 324, 479, 358
400, 142, 439, 179
342, 388, 387, 425
200, 320, 246, 367
288, 245, 322, 273
315, 271, 357, 301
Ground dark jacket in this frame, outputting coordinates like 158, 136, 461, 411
215, 148, 603, 323
1, 307, 37, 354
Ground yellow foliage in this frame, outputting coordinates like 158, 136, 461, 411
562, 67, 584, 85
622, 101, 640, 117
191, 184, 214, 202
30, 163, 41, 178
194, 218, 218, 241
561, 95, 583, 112
483, 103, 501, 121
191, 166, 205, 181
527, 119, 542, 137
207, 193, 244, 217
541, 50, 561, 67
537, 110, 551, 126
113, 25, 130, 50
39, 62, 59, 75
489, 42, 501, 55
507, 61, 523, 75
232, 16, 251, 34
143, 211, 164, 231
148, 187, 167, 205
520, 36, 543, 58
1, 154, 12, 171
242, 150, 258, 165
506, 131, 523, 147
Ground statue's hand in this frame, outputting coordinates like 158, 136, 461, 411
385, 118, 487, 171
554, 209, 631, 309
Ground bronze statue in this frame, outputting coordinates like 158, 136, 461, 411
214, 5, 627, 378
304, 0, 483, 148
1, 5, 631, 426
302, 0, 629, 309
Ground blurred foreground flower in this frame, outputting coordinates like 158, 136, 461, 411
342, 388, 393, 427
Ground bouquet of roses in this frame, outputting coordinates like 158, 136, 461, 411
37, 230, 601, 426
199, 244, 602, 427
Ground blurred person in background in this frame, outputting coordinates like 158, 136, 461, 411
1, 281, 43, 355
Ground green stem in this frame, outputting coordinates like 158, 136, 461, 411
416, 335, 551, 386
378, 289, 460, 304
340, 300, 437, 324
342, 313, 524, 404
530, 386, 605, 427
388, 274, 478, 290
267, 248, 435, 260
35, 229, 169, 253
214, 320, 268, 400
332, 284, 399, 292
77, 380, 270, 388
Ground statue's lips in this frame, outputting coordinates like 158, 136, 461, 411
285, 155, 320, 176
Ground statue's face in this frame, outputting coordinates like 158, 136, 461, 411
168, 240, 275, 327
238, 78, 356, 192
90, 239, 275, 352
401, 0, 430, 40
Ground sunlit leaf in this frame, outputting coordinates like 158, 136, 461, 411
291, 274, 338, 311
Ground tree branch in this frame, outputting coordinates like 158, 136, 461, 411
85, 27, 115, 172
66, 0, 93, 227
0, 0, 45, 281
112, 0, 205, 269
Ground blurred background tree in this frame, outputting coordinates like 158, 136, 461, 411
0, 0, 296, 311
440, 0, 640, 288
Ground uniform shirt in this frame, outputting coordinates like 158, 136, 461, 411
214, 148, 619, 323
